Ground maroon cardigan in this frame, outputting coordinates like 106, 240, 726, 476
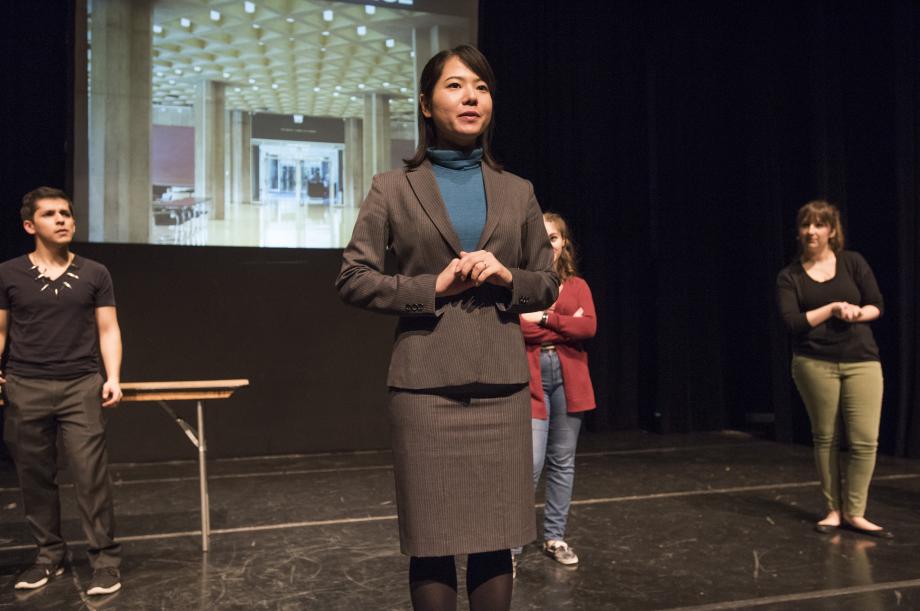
519, 276, 597, 419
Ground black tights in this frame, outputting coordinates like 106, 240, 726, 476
409, 549, 513, 611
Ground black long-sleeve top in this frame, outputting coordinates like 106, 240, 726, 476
776, 250, 883, 362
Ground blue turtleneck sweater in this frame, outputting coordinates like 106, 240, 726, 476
428, 148, 487, 252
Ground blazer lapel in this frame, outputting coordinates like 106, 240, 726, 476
407, 160, 462, 256
477, 163, 508, 249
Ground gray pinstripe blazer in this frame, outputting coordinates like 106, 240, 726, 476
336, 159, 559, 389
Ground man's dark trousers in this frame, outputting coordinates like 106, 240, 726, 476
3, 372, 120, 568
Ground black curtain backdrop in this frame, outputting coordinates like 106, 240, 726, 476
0, 1, 74, 260
1, 1, 918, 458
479, 0, 920, 456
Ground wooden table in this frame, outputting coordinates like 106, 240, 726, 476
1, 379, 249, 552
120, 379, 249, 552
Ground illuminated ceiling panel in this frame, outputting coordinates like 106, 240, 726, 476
89, 0, 470, 126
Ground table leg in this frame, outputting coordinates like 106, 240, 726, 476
197, 400, 210, 552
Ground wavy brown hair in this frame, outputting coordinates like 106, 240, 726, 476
796, 200, 845, 254
404, 45, 501, 170
543, 212, 578, 282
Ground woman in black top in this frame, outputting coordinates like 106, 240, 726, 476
776, 200, 890, 538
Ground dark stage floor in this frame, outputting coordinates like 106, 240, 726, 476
0, 431, 917, 610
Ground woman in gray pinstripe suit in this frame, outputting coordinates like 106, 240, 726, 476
337, 46, 558, 611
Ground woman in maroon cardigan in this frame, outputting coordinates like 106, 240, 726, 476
518, 212, 597, 568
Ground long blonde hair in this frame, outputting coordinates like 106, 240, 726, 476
543, 212, 578, 282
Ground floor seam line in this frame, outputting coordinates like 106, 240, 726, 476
0, 473, 915, 552
569, 473, 919, 506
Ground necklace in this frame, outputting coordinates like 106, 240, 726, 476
29, 253, 78, 296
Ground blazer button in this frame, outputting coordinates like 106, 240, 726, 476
405, 304, 411, 311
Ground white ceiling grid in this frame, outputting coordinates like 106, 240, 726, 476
128, 0, 464, 124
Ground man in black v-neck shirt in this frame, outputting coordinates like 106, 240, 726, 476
0, 187, 123, 596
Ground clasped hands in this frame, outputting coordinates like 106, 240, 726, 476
831, 301, 862, 322
435, 250, 512, 296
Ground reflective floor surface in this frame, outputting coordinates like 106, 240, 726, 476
0, 431, 917, 610
151, 199, 361, 248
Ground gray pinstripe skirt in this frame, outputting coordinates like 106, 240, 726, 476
387, 383, 536, 557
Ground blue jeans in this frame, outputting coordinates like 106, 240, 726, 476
533, 350, 583, 541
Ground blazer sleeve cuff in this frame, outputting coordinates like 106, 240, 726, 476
497, 268, 558, 313
396, 274, 438, 316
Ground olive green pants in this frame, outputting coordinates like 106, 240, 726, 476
791, 355, 883, 517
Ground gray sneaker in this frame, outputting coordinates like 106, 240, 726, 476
14, 564, 64, 590
543, 540, 579, 566
86, 567, 121, 595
